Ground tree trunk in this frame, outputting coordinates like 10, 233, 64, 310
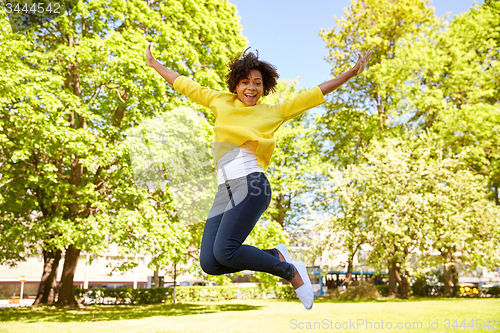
443, 252, 453, 297
392, 263, 406, 298
399, 270, 410, 299
57, 245, 81, 308
173, 264, 177, 304
341, 254, 354, 288
388, 260, 398, 298
33, 249, 62, 305
451, 264, 459, 296
57, 38, 85, 309
153, 265, 160, 287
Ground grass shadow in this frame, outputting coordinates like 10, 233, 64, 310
0, 302, 263, 323
310, 295, 484, 303
268, 296, 481, 305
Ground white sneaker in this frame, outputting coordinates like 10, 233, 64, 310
275, 243, 291, 262
293, 261, 314, 310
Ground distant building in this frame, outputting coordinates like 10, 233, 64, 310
0, 243, 198, 299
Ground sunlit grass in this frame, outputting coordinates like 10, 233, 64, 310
1, 298, 499, 332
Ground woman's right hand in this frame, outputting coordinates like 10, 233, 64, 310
146, 44, 157, 68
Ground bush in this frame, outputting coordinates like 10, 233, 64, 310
75, 285, 295, 305
326, 283, 382, 301
411, 271, 446, 297
375, 285, 389, 297
487, 286, 500, 297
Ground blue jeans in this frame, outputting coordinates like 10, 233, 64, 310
200, 172, 295, 281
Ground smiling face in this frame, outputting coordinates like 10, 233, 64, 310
234, 69, 264, 106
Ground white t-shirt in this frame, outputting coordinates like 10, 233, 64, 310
217, 140, 264, 185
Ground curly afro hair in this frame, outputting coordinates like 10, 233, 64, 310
226, 48, 279, 96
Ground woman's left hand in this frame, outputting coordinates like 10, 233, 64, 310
353, 49, 373, 76
146, 43, 157, 68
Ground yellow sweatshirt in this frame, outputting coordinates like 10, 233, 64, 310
173, 76, 326, 170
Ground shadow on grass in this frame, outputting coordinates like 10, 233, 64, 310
312, 296, 491, 304
269, 296, 481, 305
0, 302, 263, 323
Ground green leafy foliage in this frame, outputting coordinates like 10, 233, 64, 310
75, 285, 295, 304
261, 80, 324, 230
319, 0, 439, 167
0, 0, 245, 306
318, 0, 500, 298
318, 132, 500, 298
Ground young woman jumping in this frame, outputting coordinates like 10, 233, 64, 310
146, 45, 371, 309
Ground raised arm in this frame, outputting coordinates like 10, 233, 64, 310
146, 44, 180, 86
318, 49, 372, 95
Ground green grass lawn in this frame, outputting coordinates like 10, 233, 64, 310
1, 298, 499, 333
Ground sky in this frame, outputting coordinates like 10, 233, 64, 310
229, 0, 485, 89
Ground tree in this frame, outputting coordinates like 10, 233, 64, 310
260, 80, 324, 231
318, 0, 439, 167
0, 0, 245, 307
0, 13, 74, 304
377, 1, 500, 205
317, 0, 439, 292
316, 163, 376, 287
0, 15, 35, 267
318, 133, 500, 298
365, 3, 500, 295
318, 0, 500, 294
124, 105, 216, 303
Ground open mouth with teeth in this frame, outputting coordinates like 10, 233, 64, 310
237, 89, 260, 105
